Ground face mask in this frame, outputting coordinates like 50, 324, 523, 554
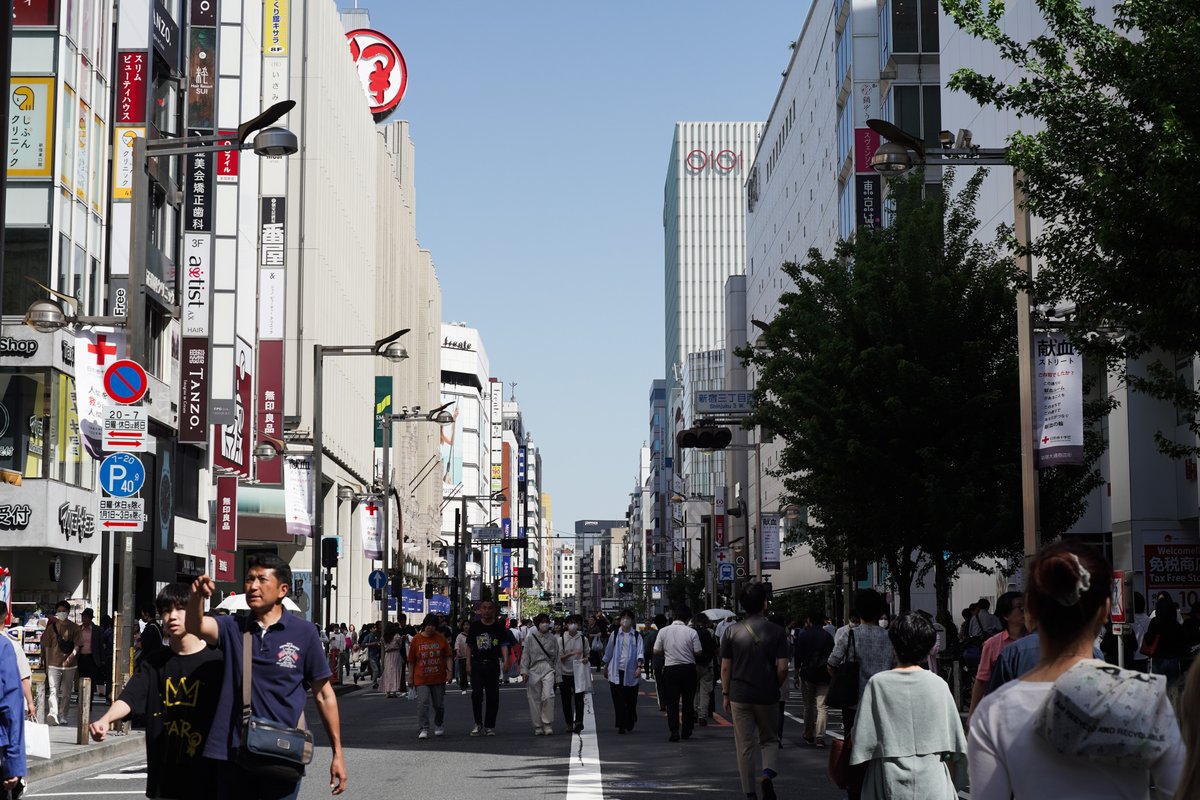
621, 618, 633, 629
56, 612, 67, 621
538, 623, 550, 633
879, 620, 889, 629
567, 623, 579, 633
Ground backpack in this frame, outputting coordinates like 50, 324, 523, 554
697, 626, 718, 663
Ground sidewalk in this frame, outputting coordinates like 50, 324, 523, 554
28, 699, 144, 782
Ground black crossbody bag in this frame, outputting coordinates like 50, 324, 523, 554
824, 629, 860, 709
237, 631, 314, 782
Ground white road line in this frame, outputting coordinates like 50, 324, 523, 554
784, 712, 805, 725
565, 692, 604, 800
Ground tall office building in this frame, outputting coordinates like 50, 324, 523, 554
664, 122, 764, 386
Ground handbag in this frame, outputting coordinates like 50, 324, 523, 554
824, 629, 861, 709
572, 658, 594, 694
1139, 632, 1159, 658
237, 632, 314, 782
24, 720, 50, 760
827, 732, 849, 789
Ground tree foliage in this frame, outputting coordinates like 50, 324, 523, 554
941, 0, 1200, 453
740, 171, 1103, 614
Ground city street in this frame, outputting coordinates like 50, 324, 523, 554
24, 676, 845, 799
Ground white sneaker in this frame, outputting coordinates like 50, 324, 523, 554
485, 728, 496, 736
469, 724, 483, 736
534, 728, 544, 736
418, 729, 429, 740
542, 727, 553, 736
461, 689, 469, 695
47, 714, 58, 726
434, 726, 445, 737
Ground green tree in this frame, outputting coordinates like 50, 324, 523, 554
941, 0, 1200, 453
667, 569, 705, 613
741, 171, 1102, 617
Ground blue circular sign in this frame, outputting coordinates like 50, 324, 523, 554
368, 569, 388, 590
99, 453, 146, 497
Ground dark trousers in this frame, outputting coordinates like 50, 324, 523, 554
559, 676, 585, 727
456, 658, 470, 690
77, 653, 99, 681
471, 658, 502, 728
610, 670, 640, 730
216, 758, 300, 800
661, 663, 697, 734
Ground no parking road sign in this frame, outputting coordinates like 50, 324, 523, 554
99, 453, 145, 497
103, 359, 148, 405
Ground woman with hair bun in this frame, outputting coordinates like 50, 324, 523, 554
968, 542, 1185, 799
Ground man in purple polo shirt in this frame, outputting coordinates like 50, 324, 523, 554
187, 554, 346, 798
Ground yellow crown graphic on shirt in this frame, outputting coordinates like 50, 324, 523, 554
163, 677, 201, 709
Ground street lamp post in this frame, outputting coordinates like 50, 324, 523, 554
311, 331, 409, 629
866, 119, 1039, 561
375, 405, 452, 626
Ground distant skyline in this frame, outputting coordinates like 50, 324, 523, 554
363, 1, 811, 533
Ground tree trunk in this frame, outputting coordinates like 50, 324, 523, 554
934, 554, 953, 631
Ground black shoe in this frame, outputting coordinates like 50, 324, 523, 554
761, 777, 777, 800
618, 728, 627, 734
574, 723, 584, 734
698, 718, 707, 727
682, 729, 693, 740
669, 731, 680, 742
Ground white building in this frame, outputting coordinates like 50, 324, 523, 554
552, 545, 576, 613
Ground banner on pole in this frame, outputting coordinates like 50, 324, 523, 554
760, 513, 781, 571
284, 456, 313, 537
361, 500, 382, 561
1034, 334, 1084, 468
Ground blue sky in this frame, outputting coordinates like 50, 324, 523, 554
364, 1, 810, 538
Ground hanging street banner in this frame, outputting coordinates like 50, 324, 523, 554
1034, 333, 1084, 468
760, 513, 781, 571
361, 500, 382, 561
74, 328, 129, 458
284, 455, 313, 537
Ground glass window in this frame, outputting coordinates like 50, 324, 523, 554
921, 0, 939, 53
52, 372, 94, 489
2, 228, 52, 316
0, 371, 49, 480
892, 0, 919, 53
892, 84, 942, 150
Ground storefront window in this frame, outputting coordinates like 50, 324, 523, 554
0, 371, 50, 479
52, 373, 94, 489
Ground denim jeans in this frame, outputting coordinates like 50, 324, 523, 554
417, 683, 446, 731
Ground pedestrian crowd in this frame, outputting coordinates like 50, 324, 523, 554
4, 538, 1191, 800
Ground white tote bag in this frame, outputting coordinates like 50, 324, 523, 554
572, 659, 594, 694
25, 720, 51, 759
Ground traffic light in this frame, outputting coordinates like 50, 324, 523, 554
424, 582, 434, 599
321, 537, 339, 564
516, 567, 533, 589
539, 591, 550, 601
616, 576, 630, 593
676, 421, 732, 450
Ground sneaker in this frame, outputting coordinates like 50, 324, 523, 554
573, 723, 584, 734
485, 728, 496, 736
760, 776, 777, 800
698, 718, 708, 727
534, 729, 544, 736
543, 727, 553, 736
669, 731, 680, 742
461, 690, 469, 695
469, 724, 483, 736
418, 729, 429, 740
434, 726, 445, 737
47, 714, 58, 727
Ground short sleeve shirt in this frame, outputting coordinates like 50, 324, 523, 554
4, 633, 30, 681
468, 620, 514, 661
976, 630, 1019, 684
720, 617, 789, 704
203, 612, 331, 760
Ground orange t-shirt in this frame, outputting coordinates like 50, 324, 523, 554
407, 632, 450, 685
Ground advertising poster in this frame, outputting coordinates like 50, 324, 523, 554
284, 456, 313, 538
760, 513, 781, 570
8, 77, 55, 177
1034, 334, 1084, 467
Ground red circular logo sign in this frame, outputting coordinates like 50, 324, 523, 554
346, 29, 408, 117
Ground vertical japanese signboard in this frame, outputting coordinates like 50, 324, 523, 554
179, 3, 218, 443
8, 77, 55, 177
1034, 334, 1084, 468
213, 338, 252, 477
215, 475, 237, 550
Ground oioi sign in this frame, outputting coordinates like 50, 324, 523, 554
346, 29, 407, 119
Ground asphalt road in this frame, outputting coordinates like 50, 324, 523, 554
24, 673, 848, 800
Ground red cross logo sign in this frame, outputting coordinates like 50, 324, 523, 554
364, 503, 378, 516
88, 334, 118, 365
716, 550, 728, 563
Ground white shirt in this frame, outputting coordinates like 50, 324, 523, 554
968, 679, 1185, 799
4, 632, 30, 681
615, 626, 637, 666
714, 618, 735, 645
654, 620, 702, 667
